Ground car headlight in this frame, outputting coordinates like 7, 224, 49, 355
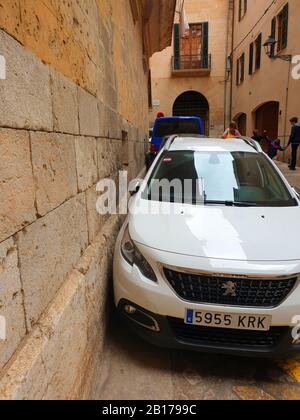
121, 226, 157, 283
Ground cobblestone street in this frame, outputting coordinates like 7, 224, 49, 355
95, 162, 300, 401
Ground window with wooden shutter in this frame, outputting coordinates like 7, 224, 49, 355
241, 53, 245, 82
271, 17, 276, 57
174, 24, 180, 70
281, 3, 289, 49
202, 22, 209, 68
174, 22, 209, 70
237, 54, 245, 85
255, 34, 262, 71
236, 59, 240, 86
277, 3, 289, 52
249, 42, 254, 75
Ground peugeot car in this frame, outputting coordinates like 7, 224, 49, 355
113, 136, 300, 357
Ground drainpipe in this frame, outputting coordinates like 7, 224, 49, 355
229, 0, 235, 124
224, 0, 231, 130
283, 60, 292, 147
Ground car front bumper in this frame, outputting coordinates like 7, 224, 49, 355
117, 299, 300, 358
113, 226, 300, 358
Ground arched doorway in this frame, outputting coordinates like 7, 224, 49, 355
173, 91, 210, 135
234, 113, 247, 136
254, 101, 280, 140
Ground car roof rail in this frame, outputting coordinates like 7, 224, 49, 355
161, 135, 178, 151
239, 136, 262, 152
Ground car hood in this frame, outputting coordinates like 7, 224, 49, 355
130, 200, 300, 262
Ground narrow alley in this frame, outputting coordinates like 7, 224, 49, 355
1, 0, 300, 402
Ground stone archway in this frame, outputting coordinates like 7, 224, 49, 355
254, 101, 280, 152
254, 101, 280, 140
173, 91, 210, 135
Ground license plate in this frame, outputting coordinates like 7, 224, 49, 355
185, 309, 272, 331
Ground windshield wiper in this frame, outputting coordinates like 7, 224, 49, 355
225, 201, 257, 207
204, 200, 257, 207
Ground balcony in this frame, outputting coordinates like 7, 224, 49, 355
171, 54, 211, 77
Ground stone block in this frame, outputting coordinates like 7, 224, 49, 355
98, 100, 109, 138
97, 138, 111, 180
0, 328, 48, 400
76, 237, 108, 349
39, 270, 87, 400
17, 194, 88, 329
78, 87, 100, 137
85, 185, 109, 244
0, 269, 87, 400
107, 108, 121, 140
104, 82, 118, 111
0, 29, 53, 131
75, 137, 98, 192
50, 69, 79, 135
0, 128, 36, 242
0, 238, 26, 370
30, 132, 78, 216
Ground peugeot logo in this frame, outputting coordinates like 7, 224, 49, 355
222, 281, 237, 297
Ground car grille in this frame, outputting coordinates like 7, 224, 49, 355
168, 317, 288, 348
163, 268, 297, 308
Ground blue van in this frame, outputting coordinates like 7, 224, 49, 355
146, 116, 204, 168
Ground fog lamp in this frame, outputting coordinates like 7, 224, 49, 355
124, 305, 137, 315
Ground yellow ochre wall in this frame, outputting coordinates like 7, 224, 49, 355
150, 0, 231, 136
0, 0, 149, 130
232, 0, 300, 152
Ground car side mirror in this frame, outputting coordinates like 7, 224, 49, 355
129, 180, 142, 197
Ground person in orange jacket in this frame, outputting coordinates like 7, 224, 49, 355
222, 122, 241, 139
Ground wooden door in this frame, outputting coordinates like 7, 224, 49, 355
180, 24, 202, 69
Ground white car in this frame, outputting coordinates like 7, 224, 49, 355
113, 136, 300, 357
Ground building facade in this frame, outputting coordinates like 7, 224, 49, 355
231, 0, 299, 160
150, 0, 233, 137
0, 0, 175, 400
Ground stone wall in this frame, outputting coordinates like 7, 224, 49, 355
0, 0, 148, 400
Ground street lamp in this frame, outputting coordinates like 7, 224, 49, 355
263, 36, 292, 62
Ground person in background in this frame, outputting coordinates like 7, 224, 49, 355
267, 138, 285, 160
252, 129, 271, 153
222, 122, 241, 139
252, 129, 266, 143
287, 117, 300, 171
252, 129, 262, 142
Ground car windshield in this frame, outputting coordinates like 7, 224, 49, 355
144, 150, 297, 207
154, 120, 200, 137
